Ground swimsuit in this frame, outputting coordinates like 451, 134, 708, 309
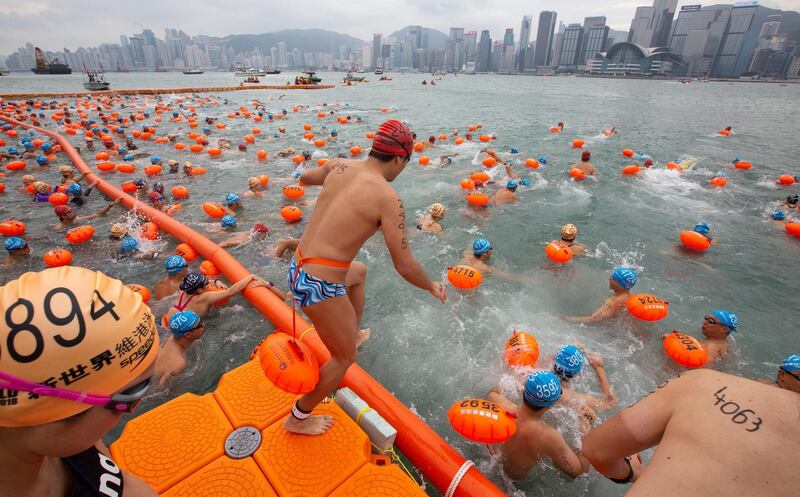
62, 446, 125, 497
162, 292, 195, 327
288, 247, 350, 308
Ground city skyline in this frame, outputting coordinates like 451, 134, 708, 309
1, 0, 797, 56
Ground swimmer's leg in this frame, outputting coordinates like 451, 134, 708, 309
345, 262, 367, 324
284, 295, 357, 436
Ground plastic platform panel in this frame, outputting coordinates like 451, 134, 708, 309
214, 359, 297, 430
328, 459, 428, 497
253, 402, 371, 497
162, 456, 279, 497
109, 393, 233, 494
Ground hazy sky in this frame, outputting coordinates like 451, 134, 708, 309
0, 0, 796, 54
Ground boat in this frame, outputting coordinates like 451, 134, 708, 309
243, 75, 260, 84
265, 68, 281, 75
343, 72, 365, 83
235, 67, 266, 77
303, 71, 322, 83
82, 65, 110, 91
0, 68, 8, 76
294, 73, 321, 85
31, 47, 71, 74
374, 67, 384, 75
183, 68, 204, 75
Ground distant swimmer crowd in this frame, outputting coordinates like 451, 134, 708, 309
0, 89, 797, 497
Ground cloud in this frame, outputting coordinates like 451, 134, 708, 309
0, 0, 797, 54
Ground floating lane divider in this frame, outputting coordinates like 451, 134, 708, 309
0, 84, 335, 99
0, 114, 508, 497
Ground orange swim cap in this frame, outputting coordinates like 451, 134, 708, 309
0, 267, 159, 427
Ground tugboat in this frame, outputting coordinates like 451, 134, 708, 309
82, 64, 110, 91
31, 47, 72, 74
182, 68, 204, 74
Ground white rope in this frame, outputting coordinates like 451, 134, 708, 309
445, 460, 475, 497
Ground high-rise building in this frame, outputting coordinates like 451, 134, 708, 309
628, 1, 678, 47
446, 28, 465, 70
372, 33, 382, 69
464, 31, 477, 63
477, 30, 492, 72
559, 24, 584, 69
669, 4, 730, 77
518, 15, 533, 71
277, 41, 287, 67
408, 25, 423, 50
141, 29, 157, 47
713, 2, 771, 77
534, 11, 558, 67
577, 16, 607, 66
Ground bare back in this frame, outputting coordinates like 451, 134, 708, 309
501, 420, 559, 479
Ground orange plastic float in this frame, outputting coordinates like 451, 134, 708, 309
545, 242, 572, 263
97, 161, 115, 172
570, 167, 586, 180
48, 192, 69, 205
710, 177, 727, 187
466, 192, 489, 206
65, 225, 94, 244
482, 157, 497, 167
256, 149, 268, 160
117, 163, 135, 173
174, 142, 186, 150
258, 332, 320, 394
203, 202, 226, 218
447, 265, 483, 289
189, 167, 206, 175
280, 206, 303, 223
121, 181, 138, 193
447, 398, 517, 444
786, 222, 800, 237
144, 165, 162, 176
350, 146, 362, 156
43, 248, 72, 267
550, 126, 561, 133
0, 183, 4, 193
460, 178, 475, 190
413, 142, 424, 152
627, 294, 669, 322
283, 185, 305, 199
207, 148, 222, 157
777, 175, 795, 185
95, 152, 110, 160
190, 144, 204, 153
418, 156, 430, 166
663, 331, 708, 368
621, 165, 640, 175
0, 220, 26, 236
666, 161, 681, 171
171, 185, 189, 199
733, 160, 752, 170
199, 260, 221, 276
479, 135, 491, 142
175, 243, 198, 262
622, 148, 635, 157
503, 330, 539, 368
258, 175, 270, 186
455, 137, 464, 145
525, 158, 539, 168
6, 160, 26, 171
140, 222, 159, 240
679, 231, 710, 251
571, 139, 585, 149
126, 284, 152, 304
470, 171, 489, 183
719, 129, 731, 136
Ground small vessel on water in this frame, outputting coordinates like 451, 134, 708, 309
374, 67, 384, 75
82, 65, 110, 91
265, 67, 281, 75
0, 68, 9, 76
235, 67, 266, 77
31, 47, 72, 75
294, 71, 322, 85
183, 68, 204, 75
343, 72, 366, 83
243, 75, 260, 84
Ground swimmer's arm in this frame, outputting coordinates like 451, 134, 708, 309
542, 430, 590, 478
94, 442, 158, 496
299, 161, 332, 185
487, 387, 517, 412
563, 298, 618, 323
208, 275, 261, 303
86, 198, 121, 220
275, 238, 299, 258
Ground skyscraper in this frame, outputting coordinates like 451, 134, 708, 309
447, 28, 465, 70
477, 30, 491, 72
278, 41, 287, 67
372, 33, 382, 69
534, 11, 557, 67
669, 4, 730, 77
713, 2, 772, 77
518, 15, 532, 71
464, 31, 478, 63
559, 24, 584, 69
628, 0, 678, 47
578, 16, 607, 66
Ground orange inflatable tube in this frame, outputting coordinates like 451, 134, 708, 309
0, 115, 507, 497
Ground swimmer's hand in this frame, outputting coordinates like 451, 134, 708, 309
429, 282, 446, 303
588, 353, 604, 369
630, 454, 645, 482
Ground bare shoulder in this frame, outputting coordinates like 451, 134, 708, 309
327, 157, 360, 176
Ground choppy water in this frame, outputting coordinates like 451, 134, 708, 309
1, 72, 798, 497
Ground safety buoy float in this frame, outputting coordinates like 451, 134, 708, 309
65, 225, 94, 244
482, 157, 497, 167
258, 332, 320, 394
733, 161, 752, 170
116, 163, 135, 173
43, 248, 72, 267
571, 139, 585, 149
140, 222, 158, 240
126, 284, 152, 304
622, 149, 635, 158
710, 177, 727, 187
175, 243, 198, 261
679, 231, 710, 251
257, 149, 268, 160
621, 165, 640, 175
786, 222, 800, 237
545, 242, 572, 263
466, 192, 490, 206
777, 175, 796, 185
199, 260, 221, 276
97, 161, 115, 172
283, 185, 305, 199
570, 167, 586, 180
504, 330, 539, 368
280, 205, 303, 223
6, 160, 26, 171
202, 202, 226, 218
479, 135, 491, 142
447, 398, 517, 444
447, 265, 483, 289
171, 185, 189, 199
350, 146, 362, 156
48, 192, 69, 206
525, 158, 539, 169
627, 293, 669, 321
470, 171, 489, 183
663, 331, 708, 368
144, 165, 161, 176
460, 178, 475, 190
0, 220, 26, 236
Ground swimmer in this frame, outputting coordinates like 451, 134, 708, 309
563, 267, 637, 323
168, 159, 179, 173
417, 203, 447, 233
571, 150, 596, 176
763, 354, 800, 392
783, 193, 798, 210
491, 179, 519, 205
162, 272, 268, 324
459, 237, 524, 281
153, 255, 189, 300
116, 235, 159, 260
276, 147, 296, 158
218, 222, 270, 249
285, 120, 444, 435
182, 161, 195, 176
148, 191, 168, 212
223, 193, 241, 215
551, 345, 617, 412
17, 174, 35, 194
487, 371, 591, 479
156, 311, 206, 386
438, 152, 459, 165
58, 165, 85, 186
582, 369, 798, 495
2, 236, 30, 266
642, 158, 654, 170
555, 224, 588, 256
241, 177, 265, 199
0, 268, 159, 497
31, 181, 53, 202
699, 310, 738, 364
109, 223, 128, 241
51, 199, 120, 230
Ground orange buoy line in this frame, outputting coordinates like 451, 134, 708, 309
0, 84, 335, 99
0, 115, 508, 497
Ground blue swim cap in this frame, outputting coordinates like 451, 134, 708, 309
164, 255, 188, 275
709, 309, 738, 333
152, 182, 164, 193
36, 155, 48, 166
150, 156, 160, 165
537, 155, 548, 165
221, 215, 237, 228
118, 147, 127, 155
23, 142, 33, 150
203, 127, 211, 132
123, 154, 134, 161
8, 147, 18, 155
268, 113, 274, 120
519, 178, 531, 186
780, 354, 800, 374
731, 156, 741, 164
473, 237, 492, 256
611, 267, 637, 290
119, 236, 139, 253
771, 211, 786, 221
172, 111, 179, 117
169, 311, 201, 337
693, 221, 710, 236
273, 133, 280, 139
66, 183, 82, 196
523, 371, 562, 408
511, 147, 519, 154
41, 143, 51, 152
554, 345, 584, 379
331, 129, 338, 136
225, 193, 240, 205
4, 237, 27, 253
506, 179, 518, 190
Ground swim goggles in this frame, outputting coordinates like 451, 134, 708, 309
0, 370, 152, 414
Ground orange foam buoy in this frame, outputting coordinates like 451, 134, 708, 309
350, 145, 362, 156
258, 332, 320, 394
174, 142, 186, 150
482, 157, 497, 167
666, 161, 681, 171
479, 135, 491, 143
171, 185, 189, 199
622, 165, 640, 175
466, 192, 490, 206
447, 398, 517, 444
202, 202, 226, 218
570, 167, 586, 180
0, 220, 26, 236
778, 175, 796, 185
6, 160, 26, 171
144, 165, 161, 176
504, 330, 539, 368
419, 156, 430, 166
316, 158, 328, 167
256, 149, 267, 160
455, 137, 464, 145
365, 132, 375, 139
314, 139, 326, 148
280, 205, 303, 223
786, 222, 800, 237
116, 163, 135, 173
244, 135, 255, 144
460, 178, 475, 190
65, 225, 94, 244
120, 181, 137, 193
438, 134, 447, 142
95, 152, 110, 160
189, 144, 204, 153
413, 142, 424, 152
255, 175, 269, 186
710, 177, 727, 187
733, 161, 752, 170
206, 280, 231, 307
627, 293, 669, 322
175, 243, 198, 261
199, 260, 221, 276
663, 331, 708, 368
97, 161, 115, 172
140, 222, 158, 240
622, 148, 635, 157
571, 139, 585, 149
447, 265, 483, 289
679, 231, 710, 251
43, 248, 72, 267
525, 158, 539, 168
207, 148, 222, 157
545, 242, 572, 263
48, 192, 69, 206
126, 284, 152, 304
291, 154, 304, 164
470, 171, 489, 183
0, 183, 4, 193
189, 167, 206, 175
719, 129, 731, 136
283, 185, 305, 199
